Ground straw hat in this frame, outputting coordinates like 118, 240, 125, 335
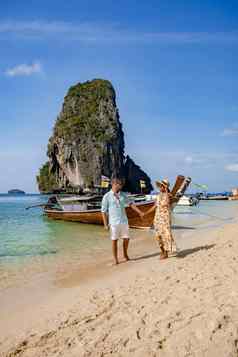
155, 178, 170, 188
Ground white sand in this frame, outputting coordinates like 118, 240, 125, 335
1, 222, 238, 357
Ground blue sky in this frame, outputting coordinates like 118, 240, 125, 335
0, 0, 237, 192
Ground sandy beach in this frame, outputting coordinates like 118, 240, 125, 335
2, 0, 238, 355
1, 220, 238, 357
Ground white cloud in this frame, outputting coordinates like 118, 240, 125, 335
221, 128, 238, 136
5, 61, 42, 77
184, 156, 194, 164
0, 20, 238, 45
225, 164, 238, 172
184, 155, 208, 166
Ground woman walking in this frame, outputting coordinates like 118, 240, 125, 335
146, 179, 177, 260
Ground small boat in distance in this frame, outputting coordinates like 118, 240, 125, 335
40, 175, 192, 229
177, 195, 199, 206
200, 194, 229, 201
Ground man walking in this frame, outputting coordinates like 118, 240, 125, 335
101, 177, 144, 265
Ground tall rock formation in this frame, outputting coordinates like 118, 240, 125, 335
37, 79, 153, 194
124, 155, 152, 194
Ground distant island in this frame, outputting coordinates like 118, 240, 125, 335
8, 189, 25, 195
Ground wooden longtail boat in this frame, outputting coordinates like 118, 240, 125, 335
45, 199, 155, 229
43, 175, 192, 229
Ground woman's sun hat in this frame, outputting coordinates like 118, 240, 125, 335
155, 178, 170, 188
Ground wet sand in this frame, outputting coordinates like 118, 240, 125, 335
1, 221, 238, 356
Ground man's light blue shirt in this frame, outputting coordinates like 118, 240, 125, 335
101, 190, 132, 225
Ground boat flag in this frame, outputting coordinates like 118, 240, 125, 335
193, 183, 208, 190
101, 175, 110, 188
139, 180, 146, 189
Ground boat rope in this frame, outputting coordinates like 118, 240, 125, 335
25, 203, 52, 210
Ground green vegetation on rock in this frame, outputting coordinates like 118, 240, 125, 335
54, 79, 117, 143
36, 162, 57, 193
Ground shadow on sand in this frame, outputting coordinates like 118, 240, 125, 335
176, 244, 215, 258
172, 225, 196, 230
132, 244, 216, 262
132, 252, 161, 261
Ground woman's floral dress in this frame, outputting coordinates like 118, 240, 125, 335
154, 192, 176, 253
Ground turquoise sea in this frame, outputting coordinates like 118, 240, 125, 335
0, 194, 109, 263
0, 194, 238, 288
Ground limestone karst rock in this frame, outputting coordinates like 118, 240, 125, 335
37, 79, 153, 194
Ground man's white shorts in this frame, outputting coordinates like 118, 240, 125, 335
110, 224, 130, 241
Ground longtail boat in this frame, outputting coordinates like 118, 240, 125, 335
44, 197, 155, 229
42, 175, 191, 229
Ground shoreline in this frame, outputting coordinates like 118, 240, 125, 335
1, 218, 238, 356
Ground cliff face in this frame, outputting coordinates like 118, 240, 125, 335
124, 155, 153, 194
37, 79, 153, 193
